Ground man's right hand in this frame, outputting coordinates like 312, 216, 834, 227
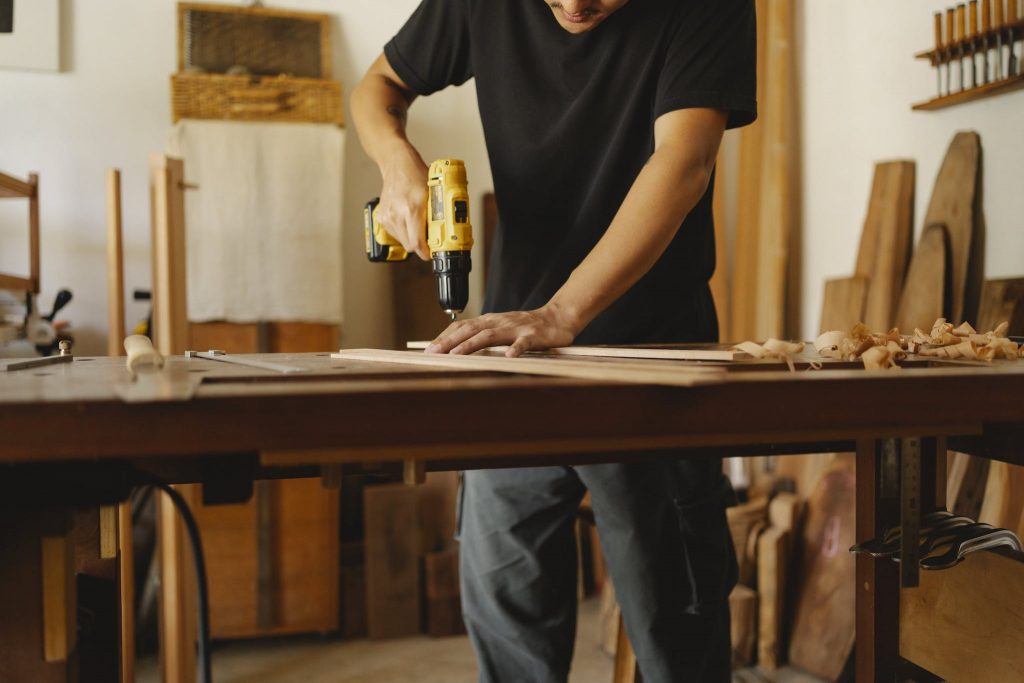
377, 141, 430, 261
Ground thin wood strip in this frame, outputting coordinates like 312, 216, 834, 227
0, 274, 33, 291
99, 505, 117, 559
336, 349, 725, 387
0, 171, 34, 198
405, 341, 750, 362
118, 502, 136, 683
28, 174, 39, 293
106, 169, 126, 356
41, 534, 75, 662
158, 486, 198, 683
149, 155, 190, 356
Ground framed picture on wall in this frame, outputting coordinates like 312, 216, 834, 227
0, 0, 60, 71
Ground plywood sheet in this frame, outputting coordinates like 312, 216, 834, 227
405, 341, 749, 362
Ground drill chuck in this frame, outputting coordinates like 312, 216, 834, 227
433, 250, 472, 316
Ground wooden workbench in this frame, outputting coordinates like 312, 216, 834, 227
2, 350, 1023, 682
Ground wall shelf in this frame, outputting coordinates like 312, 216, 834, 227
0, 171, 40, 294
913, 72, 1024, 110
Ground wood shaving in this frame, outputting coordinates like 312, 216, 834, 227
733, 339, 805, 372
861, 345, 900, 370
952, 321, 977, 337
814, 331, 846, 359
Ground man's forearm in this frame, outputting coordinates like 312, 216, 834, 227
547, 141, 718, 334
351, 56, 417, 166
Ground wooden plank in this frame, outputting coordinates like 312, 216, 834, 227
894, 223, 949, 333
364, 483, 421, 639
158, 485, 198, 683
976, 277, 1024, 334
819, 276, 868, 334
336, 349, 725, 388
425, 549, 465, 637
979, 460, 1024, 537
406, 340, 749, 362
28, 174, 40, 294
99, 505, 117, 559
0, 170, 35, 198
947, 451, 989, 520
118, 502, 136, 683
754, 0, 796, 340
922, 132, 983, 324
710, 150, 730, 341
106, 169, 126, 356
855, 161, 917, 332
0, 273, 33, 291
730, 585, 757, 667
189, 321, 261, 354
757, 526, 788, 671
730, 0, 769, 343
40, 533, 75, 662
150, 154, 190, 356
901, 549, 1024, 682
789, 454, 856, 681
268, 322, 338, 353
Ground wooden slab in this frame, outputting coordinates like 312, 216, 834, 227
787, 455, 856, 681
894, 223, 949, 333
979, 460, 1024, 538
819, 276, 868, 334
406, 341, 750, 362
947, 451, 990, 521
901, 549, 1024, 683
335, 349, 725, 387
730, 585, 757, 666
976, 277, 1024, 334
922, 131, 983, 324
364, 483, 421, 639
854, 161, 916, 332
757, 526, 789, 671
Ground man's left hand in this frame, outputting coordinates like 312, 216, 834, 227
425, 305, 580, 357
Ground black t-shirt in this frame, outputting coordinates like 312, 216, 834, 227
384, 0, 757, 344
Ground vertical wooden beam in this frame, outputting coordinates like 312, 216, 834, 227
149, 154, 189, 356
158, 485, 198, 683
41, 533, 75, 662
118, 502, 136, 683
855, 439, 899, 683
106, 169, 126, 356
403, 458, 426, 486
27, 173, 40, 293
99, 505, 117, 559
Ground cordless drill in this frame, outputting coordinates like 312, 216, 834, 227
365, 159, 474, 320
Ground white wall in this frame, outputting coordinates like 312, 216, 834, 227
0, 0, 491, 354
800, 0, 1024, 339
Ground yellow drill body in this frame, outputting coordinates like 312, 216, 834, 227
365, 159, 474, 317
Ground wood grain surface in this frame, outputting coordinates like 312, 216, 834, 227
976, 277, 1024, 334
894, 223, 950, 333
922, 131, 984, 324
787, 455, 856, 681
820, 276, 868, 334
855, 161, 916, 332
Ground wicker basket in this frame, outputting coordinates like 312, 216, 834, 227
172, 73, 343, 125
173, 3, 342, 126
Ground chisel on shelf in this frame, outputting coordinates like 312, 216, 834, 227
1008, 0, 1019, 76
969, 0, 980, 87
935, 12, 946, 97
982, 0, 993, 83
957, 4, 968, 90
995, 0, 1005, 80
947, 7, 958, 92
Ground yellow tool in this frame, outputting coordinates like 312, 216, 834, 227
365, 159, 474, 320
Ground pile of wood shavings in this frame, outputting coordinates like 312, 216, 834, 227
733, 339, 806, 372
814, 318, 1021, 370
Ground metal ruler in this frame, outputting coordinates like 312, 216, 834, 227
185, 350, 307, 374
900, 437, 922, 588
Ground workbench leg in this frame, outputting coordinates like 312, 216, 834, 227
119, 502, 136, 683
157, 485, 199, 683
855, 439, 899, 683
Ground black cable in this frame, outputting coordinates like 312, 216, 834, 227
136, 475, 213, 683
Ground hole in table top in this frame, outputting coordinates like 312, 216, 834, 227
189, 369, 210, 373
34, 373, 51, 376
76, 358, 94, 362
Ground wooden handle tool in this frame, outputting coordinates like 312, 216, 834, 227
957, 4, 968, 89
124, 334, 164, 374
948, 7, 958, 92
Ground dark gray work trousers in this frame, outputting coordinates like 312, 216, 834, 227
458, 458, 737, 683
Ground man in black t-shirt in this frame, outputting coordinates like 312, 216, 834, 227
352, 1, 756, 681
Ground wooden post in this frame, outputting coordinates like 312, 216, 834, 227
854, 439, 899, 683
41, 533, 75, 662
106, 169, 126, 356
28, 173, 40, 293
119, 502, 136, 683
149, 154, 189, 356
158, 485, 198, 683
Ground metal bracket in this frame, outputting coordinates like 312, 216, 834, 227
900, 437, 922, 588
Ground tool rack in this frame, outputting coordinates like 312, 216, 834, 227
914, 2, 1024, 111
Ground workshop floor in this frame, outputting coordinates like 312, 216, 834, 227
138, 597, 613, 683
